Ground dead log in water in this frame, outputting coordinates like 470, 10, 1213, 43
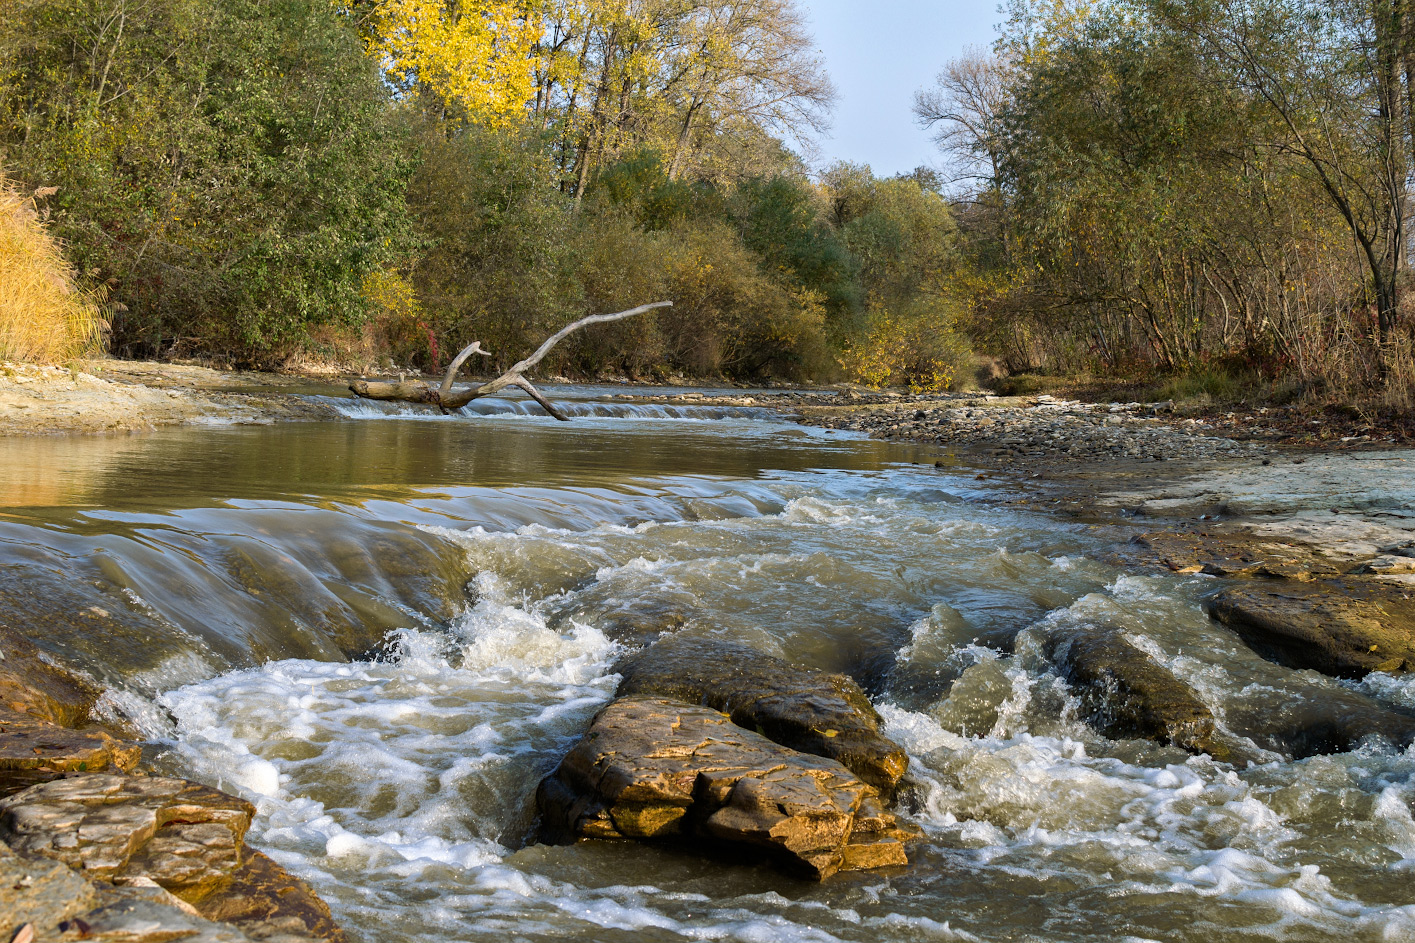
348, 302, 672, 420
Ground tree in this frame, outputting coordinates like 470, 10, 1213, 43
372, 0, 543, 126
1157, 0, 1410, 339
527, 0, 831, 198
913, 47, 1012, 192
0, 0, 414, 362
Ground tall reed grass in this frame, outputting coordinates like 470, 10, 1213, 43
0, 171, 106, 363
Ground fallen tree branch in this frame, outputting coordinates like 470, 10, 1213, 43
348, 302, 672, 419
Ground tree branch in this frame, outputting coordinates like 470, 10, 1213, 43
348, 302, 672, 417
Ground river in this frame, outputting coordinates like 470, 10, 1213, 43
2, 390, 1413, 942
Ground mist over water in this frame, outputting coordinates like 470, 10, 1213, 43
4, 394, 1415, 942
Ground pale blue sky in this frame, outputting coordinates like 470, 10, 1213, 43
800, 1, 1002, 176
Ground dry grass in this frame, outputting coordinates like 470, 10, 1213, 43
0, 171, 106, 363
1376, 332, 1415, 415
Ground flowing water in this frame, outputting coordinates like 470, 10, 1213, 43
4, 390, 1415, 942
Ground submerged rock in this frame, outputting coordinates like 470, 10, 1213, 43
0, 774, 345, 942
1052, 626, 1228, 759
929, 658, 1014, 738
613, 635, 909, 796
1241, 687, 1415, 758
538, 697, 918, 880
1207, 580, 1415, 677
0, 625, 102, 728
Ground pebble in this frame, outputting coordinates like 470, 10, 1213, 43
800, 397, 1268, 464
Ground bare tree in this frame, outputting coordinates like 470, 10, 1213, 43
913, 47, 1011, 191
663, 0, 836, 180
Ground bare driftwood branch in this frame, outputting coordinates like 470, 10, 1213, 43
439, 340, 491, 397
348, 302, 672, 419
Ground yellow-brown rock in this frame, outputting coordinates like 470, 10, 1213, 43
197, 849, 349, 943
0, 774, 254, 883
0, 708, 142, 797
613, 635, 910, 798
538, 696, 918, 880
1207, 579, 1415, 677
0, 773, 346, 942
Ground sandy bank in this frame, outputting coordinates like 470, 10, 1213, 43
0, 361, 345, 435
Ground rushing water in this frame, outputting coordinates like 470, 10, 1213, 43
4, 390, 1415, 942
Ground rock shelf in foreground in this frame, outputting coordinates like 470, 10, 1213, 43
0, 620, 349, 943
0, 773, 346, 942
538, 696, 919, 880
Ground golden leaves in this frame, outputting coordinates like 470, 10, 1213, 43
371, 0, 542, 126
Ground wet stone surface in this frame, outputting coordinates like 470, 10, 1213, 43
1207, 579, 1415, 677
0, 773, 344, 942
0, 626, 103, 729
537, 697, 918, 880
1120, 531, 1345, 581
0, 710, 142, 798
0, 774, 254, 885
613, 634, 910, 797
1050, 625, 1230, 760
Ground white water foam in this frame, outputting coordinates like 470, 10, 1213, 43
143, 465, 1415, 942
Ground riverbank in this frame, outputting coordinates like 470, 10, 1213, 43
0, 361, 342, 434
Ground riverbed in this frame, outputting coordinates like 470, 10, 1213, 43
3, 392, 1415, 942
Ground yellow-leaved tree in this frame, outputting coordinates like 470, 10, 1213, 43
373, 0, 543, 125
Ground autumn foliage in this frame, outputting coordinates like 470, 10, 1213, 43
0, 0, 969, 385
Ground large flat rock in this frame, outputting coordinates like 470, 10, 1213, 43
538, 696, 917, 880
1123, 531, 1341, 581
0, 774, 254, 887
0, 773, 346, 941
613, 635, 909, 797
1207, 580, 1415, 677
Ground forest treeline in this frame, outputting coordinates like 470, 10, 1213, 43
0, 0, 970, 386
921, 0, 1415, 407
6, 0, 1415, 405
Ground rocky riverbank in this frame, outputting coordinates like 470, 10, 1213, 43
0, 625, 347, 943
